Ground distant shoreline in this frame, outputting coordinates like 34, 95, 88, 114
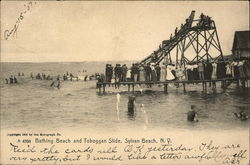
0, 60, 136, 63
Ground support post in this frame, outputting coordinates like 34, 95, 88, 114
99, 84, 102, 94
205, 82, 207, 94
237, 79, 240, 88
103, 84, 106, 93
164, 83, 168, 94
221, 79, 227, 89
242, 79, 246, 89
196, 31, 199, 64
183, 83, 186, 93
202, 82, 205, 93
132, 84, 135, 93
128, 84, 130, 92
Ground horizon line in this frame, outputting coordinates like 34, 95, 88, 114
0, 60, 137, 63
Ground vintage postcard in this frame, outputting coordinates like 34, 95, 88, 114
0, 1, 249, 164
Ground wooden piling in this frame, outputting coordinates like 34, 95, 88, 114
237, 79, 240, 88
132, 84, 135, 93
103, 84, 106, 93
164, 83, 168, 94
183, 83, 186, 93
128, 84, 130, 92
202, 82, 204, 92
99, 84, 101, 94
205, 82, 207, 94
242, 79, 246, 88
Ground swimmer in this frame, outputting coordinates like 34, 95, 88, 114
30, 73, 34, 80
128, 95, 136, 114
9, 75, 14, 84
84, 75, 88, 81
57, 81, 60, 89
13, 76, 18, 83
234, 111, 248, 121
187, 105, 199, 122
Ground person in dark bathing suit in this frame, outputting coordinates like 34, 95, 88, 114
187, 105, 199, 122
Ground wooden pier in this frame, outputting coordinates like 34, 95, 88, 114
96, 77, 250, 94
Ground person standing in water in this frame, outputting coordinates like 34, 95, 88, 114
30, 73, 34, 80
14, 76, 18, 83
187, 105, 199, 122
128, 95, 136, 114
9, 75, 14, 84
57, 80, 60, 89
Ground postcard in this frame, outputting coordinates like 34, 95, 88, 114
1, 1, 249, 164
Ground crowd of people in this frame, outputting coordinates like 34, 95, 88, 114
5, 75, 18, 84
5, 70, 101, 88
166, 13, 211, 45
167, 13, 212, 45
5, 72, 26, 84
197, 13, 212, 27
103, 58, 250, 86
31, 73, 53, 80
186, 58, 250, 82
30, 71, 100, 82
105, 63, 165, 83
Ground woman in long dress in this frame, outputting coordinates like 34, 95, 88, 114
126, 69, 131, 82
226, 62, 232, 78
231, 61, 236, 78
211, 62, 217, 80
160, 64, 167, 81
166, 65, 175, 81
139, 65, 145, 82
176, 67, 185, 80
151, 64, 157, 82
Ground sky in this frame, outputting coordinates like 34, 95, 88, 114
1, 1, 249, 62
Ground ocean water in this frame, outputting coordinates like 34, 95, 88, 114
0, 62, 249, 132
